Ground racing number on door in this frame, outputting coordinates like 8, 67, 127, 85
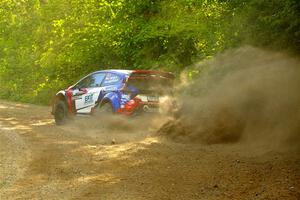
84, 93, 93, 104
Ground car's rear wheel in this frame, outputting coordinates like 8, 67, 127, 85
100, 102, 113, 113
94, 101, 114, 117
54, 100, 68, 125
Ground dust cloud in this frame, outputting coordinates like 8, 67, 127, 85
159, 47, 300, 151
60, 113, 169, 144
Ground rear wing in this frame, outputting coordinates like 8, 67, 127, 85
130, 70, 175, 79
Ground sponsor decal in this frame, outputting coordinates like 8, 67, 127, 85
104, 73, 120, 84
104, 86, 118, 91
120, 94, 130, 105
84, 93, 93, 104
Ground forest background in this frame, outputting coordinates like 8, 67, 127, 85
0, 0, 299, 104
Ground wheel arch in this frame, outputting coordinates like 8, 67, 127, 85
52, 91, 68, 114
99, 92, 120, 112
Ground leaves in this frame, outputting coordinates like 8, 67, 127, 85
0, 0, 299, 104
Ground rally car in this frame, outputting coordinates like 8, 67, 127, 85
51, 69, 175, 125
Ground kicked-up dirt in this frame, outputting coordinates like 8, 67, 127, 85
0, 99, 299, 200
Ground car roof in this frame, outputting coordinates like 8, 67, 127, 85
96, 69, 133, 75
96, 69, 175, 79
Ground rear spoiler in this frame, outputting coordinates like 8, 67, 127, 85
130, 70, 175, 79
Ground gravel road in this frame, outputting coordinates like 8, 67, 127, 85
0, 100, 299, 199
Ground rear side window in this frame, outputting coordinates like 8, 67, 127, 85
102, 73, 121, 86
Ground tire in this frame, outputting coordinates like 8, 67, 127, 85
94, 101, 113, 117
54, 100, 68, 125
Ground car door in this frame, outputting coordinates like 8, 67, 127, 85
74, 73, 106, 114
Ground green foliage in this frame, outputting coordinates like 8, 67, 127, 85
225, 0, 300, 52
0, 0, 299, 104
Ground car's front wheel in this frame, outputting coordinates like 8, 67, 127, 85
54, 100, 68, 125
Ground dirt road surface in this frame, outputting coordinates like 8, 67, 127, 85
0, 100, 299, 199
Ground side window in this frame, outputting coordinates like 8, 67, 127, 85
76, 76, 93, 88
76, 73, 105, 88
102, 73, 121, 86
90, 73, 105, 87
